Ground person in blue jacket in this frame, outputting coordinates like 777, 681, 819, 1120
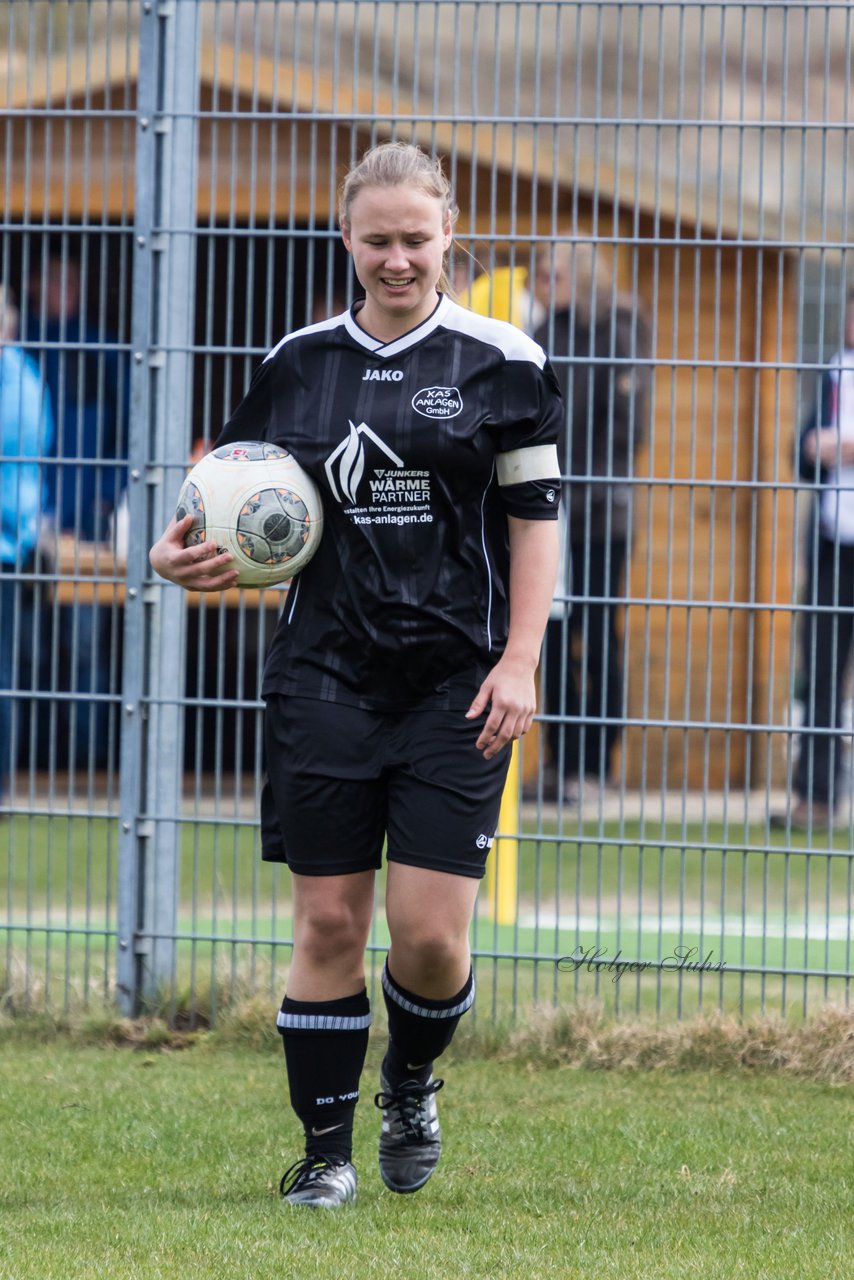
0, 283, 53, 807
25, 251, 127, 768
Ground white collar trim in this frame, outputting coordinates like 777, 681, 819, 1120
343, 294, 450, 358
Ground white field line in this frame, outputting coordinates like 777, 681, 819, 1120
520, 911, 854, 943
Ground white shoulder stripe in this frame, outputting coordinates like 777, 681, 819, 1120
264, 311, 348, 362
442, 299, 547, 368
496, 444, 560, 487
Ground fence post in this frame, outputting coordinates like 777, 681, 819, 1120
117, 0, 201, 1015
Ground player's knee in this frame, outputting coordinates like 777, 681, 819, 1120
392, 927, 466, 982
294, 900, 367, 964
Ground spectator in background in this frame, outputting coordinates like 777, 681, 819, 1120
532, 242, 650, 802
26, 251, 125, 540
25, 249, 127, 768
773, 286, 854, 831
0, 283, 53, 808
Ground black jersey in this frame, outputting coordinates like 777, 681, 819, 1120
217, 294, 562, 710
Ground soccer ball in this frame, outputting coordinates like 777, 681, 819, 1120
175, 441, 323, 587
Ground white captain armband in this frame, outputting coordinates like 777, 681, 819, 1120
496, 444, 560, 487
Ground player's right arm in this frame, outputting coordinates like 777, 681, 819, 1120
149, 513, 239, 592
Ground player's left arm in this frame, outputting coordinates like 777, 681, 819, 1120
467, 515, 559, 760
468, 346, 562, 758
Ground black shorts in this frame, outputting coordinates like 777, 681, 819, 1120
261, 694, 512, 879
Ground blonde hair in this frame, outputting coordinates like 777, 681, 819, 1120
339, 142, 459, 295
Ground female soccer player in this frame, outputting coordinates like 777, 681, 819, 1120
150, 142, 562, 1208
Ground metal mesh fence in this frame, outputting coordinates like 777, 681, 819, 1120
1, 0, 852, 1023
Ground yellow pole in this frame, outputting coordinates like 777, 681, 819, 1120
461, 265, 527, 928
485, 745, 519, 925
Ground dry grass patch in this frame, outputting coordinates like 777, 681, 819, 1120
451, 1001, 854, 1083
3, 984, 853, 1084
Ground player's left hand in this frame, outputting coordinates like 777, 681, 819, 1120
466, 655, 537, 760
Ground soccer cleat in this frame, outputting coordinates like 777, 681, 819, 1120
278, 1155, 357, 1208
374, 1071, 444, 1193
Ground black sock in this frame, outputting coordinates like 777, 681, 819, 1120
381, 961, 474, 1088
277, 988, 371, 1163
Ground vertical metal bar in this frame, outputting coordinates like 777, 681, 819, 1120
117, 0, 201, 1013
146, 0, 201, 1004
116, 0, 158, 1015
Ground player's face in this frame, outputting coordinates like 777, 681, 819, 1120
342, 184, 452, 340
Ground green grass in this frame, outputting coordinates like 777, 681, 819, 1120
0, 1038, 851, 1279
3, 813, 850, 915
2, 813, 852, 1021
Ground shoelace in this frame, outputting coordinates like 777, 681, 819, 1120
279, 1154, 345, 1197
374, 1077, 444, 1143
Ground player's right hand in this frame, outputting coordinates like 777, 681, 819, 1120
149, 514, 240, 592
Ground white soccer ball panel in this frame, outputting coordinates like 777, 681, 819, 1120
175, 441, 323, 586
